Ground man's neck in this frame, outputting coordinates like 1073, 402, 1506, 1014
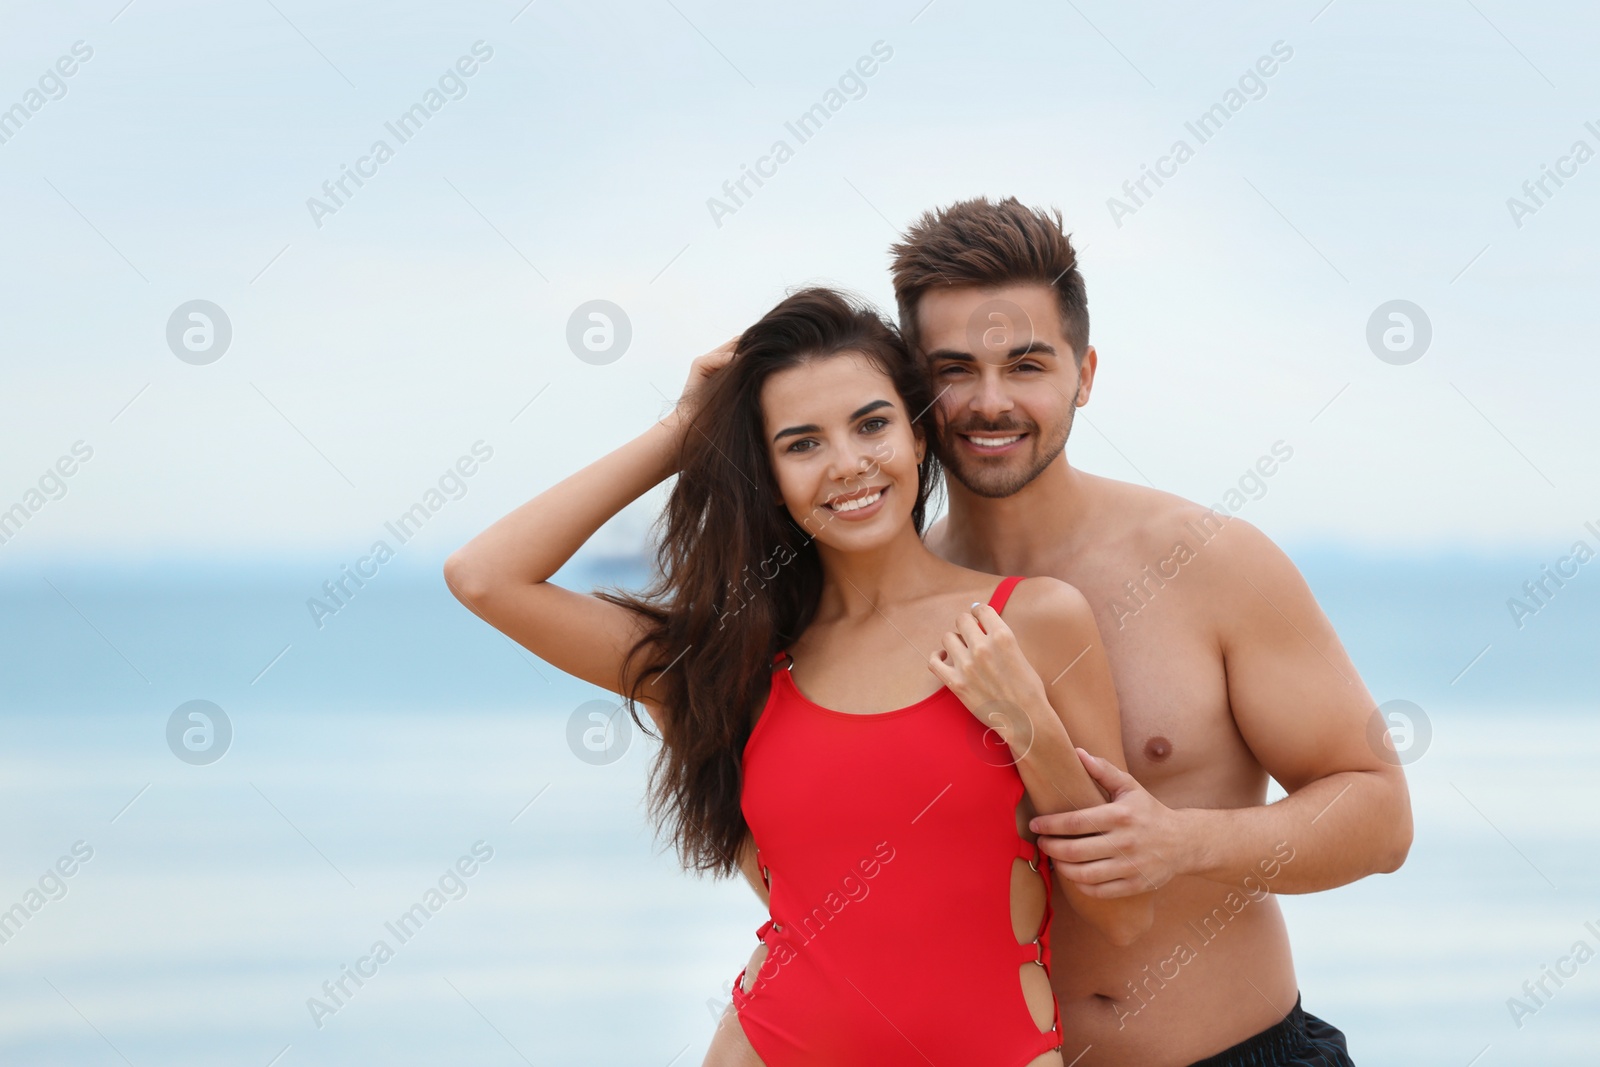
942, 455, 1094, 575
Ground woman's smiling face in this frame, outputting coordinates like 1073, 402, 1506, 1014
761, 352, 926, 552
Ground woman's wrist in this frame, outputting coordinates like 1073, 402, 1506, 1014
648, 410, 687, 478
993, 691, 1065, 752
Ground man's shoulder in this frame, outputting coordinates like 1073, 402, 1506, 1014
1087, 474, 1234, 546
1086, 474, 1291, 581
928, 473, 1288, 569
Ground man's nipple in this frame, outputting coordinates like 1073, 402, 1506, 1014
1143, 736, 1173, 762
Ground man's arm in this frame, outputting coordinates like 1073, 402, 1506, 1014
1033, 518, 1413, 896
1186, 519, 1412, 891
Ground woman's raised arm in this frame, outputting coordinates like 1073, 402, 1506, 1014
442, 340, 737, 721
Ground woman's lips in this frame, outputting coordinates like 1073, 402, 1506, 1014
823, 484, 888, 520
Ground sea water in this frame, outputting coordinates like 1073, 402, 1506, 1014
0, 551, 1594, 1065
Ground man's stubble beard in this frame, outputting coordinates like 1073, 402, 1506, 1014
936, 402, 1076, 500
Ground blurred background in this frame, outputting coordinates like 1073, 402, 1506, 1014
1, 0, 1597, 1064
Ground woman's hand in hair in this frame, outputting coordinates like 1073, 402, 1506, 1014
665, 336, 740, 441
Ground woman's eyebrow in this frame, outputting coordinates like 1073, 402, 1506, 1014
773, 399, 894, 442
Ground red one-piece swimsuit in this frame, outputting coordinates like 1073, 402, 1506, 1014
731, 575, 1063, 1066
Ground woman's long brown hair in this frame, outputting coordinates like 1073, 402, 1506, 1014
598, 287, 944, 877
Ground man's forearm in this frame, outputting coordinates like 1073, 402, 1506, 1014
1179, 769, 1411, 893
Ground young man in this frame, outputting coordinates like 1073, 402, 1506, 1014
887, 197, 1412, 1067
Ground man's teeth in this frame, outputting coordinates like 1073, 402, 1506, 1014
968, 434, 1022, 447
828, 489, 883, 512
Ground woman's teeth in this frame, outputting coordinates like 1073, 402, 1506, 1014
828, 489, 883, 512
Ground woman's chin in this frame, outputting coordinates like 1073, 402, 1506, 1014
810, 505, 919, 553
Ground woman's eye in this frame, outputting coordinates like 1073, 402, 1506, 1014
785, 438, 815, 454
861, 417, 889, 433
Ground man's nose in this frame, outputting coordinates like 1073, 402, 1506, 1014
970, 368, 1014, 417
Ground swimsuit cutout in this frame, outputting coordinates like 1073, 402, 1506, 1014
732, 575, 1062, 1066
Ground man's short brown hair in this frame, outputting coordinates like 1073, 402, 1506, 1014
889, 196, 1088, 360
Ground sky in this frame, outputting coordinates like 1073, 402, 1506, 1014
1, 0, 1597, 570
2, 9, 1597, 1060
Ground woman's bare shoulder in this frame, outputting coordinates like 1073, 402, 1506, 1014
998, 575, 1096, 643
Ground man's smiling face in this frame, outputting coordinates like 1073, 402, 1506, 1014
914, 282, 1096, 499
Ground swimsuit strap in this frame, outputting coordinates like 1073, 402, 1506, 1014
987, 575, 1025, 614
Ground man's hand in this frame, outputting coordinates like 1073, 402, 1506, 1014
1029, 748, 1196, 899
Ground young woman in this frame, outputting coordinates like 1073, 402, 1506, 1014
443, 288, 1152, 1067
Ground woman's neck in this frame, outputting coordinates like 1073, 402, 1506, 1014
810, 520, 957, 623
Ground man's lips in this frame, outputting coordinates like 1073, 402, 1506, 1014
956, 430, 1029, 454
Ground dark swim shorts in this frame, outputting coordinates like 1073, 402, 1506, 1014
1183, 992, 1355, 1067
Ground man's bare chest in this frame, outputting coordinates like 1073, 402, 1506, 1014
1058, 559, 1242, 802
